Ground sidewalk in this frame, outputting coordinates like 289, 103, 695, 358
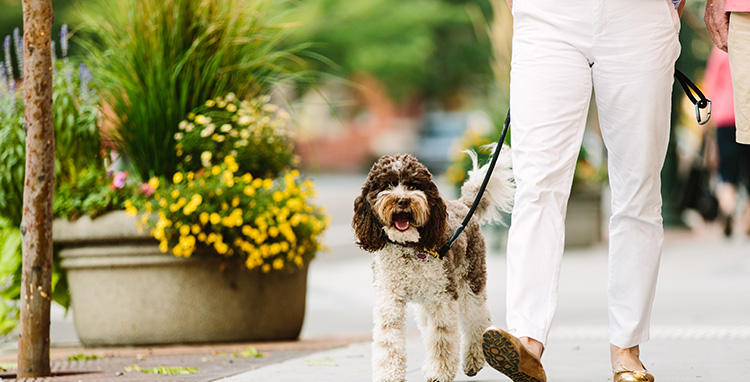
1, 174, 749, 381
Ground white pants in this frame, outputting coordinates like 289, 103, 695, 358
505, 0, 681, 348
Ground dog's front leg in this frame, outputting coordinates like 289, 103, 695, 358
416, 298, 460, 382
372, 293, 408, 382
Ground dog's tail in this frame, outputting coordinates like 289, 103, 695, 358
458, 144, 515, 225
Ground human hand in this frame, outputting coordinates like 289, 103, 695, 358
705, 0, 729, 51
506, 0, 512, 10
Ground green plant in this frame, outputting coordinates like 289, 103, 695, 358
0, 25, 106, 340
78, 0, 309, 182
175, 94, 297, 178
129, 95, 328, 273
287, 0, 494, 104
131, 162, 327, 272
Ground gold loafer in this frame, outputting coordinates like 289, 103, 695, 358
613, 367, 655, 382
482, 327, 546, 382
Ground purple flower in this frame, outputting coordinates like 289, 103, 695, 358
13, 28, 22, 75
60, 24, 69, 58
3, 36, 12, 80
112, 171, 129, 189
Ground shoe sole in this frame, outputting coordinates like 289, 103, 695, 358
482, 329, 545, 382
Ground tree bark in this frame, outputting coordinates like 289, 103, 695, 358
18, 0, 55, 378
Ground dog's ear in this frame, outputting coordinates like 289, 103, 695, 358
353, 186, 387, 252
418, 181, 447, 251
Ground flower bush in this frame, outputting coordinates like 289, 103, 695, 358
130, 160, 327, 272
129, 95, 328, 273
175, 94, 297, 178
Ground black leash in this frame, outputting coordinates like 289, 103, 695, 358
675, 68, 712, 125
436, 68, 711, 260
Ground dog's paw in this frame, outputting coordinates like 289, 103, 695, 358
462, 349, 485, 377
463, 359, 484, 377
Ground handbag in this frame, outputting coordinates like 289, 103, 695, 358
678, 133, 719, 221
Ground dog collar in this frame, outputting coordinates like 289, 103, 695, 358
387, 240, 442, 261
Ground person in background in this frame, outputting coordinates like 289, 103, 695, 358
703, 46, 750, 237
705, 0, 750, 144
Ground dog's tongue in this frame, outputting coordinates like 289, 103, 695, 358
393, 213, 410, 231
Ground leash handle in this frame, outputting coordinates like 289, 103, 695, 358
437, 110, 510, 260
674, 68, 712, 125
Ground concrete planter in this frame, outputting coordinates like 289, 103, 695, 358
54, 211, 308, 346
565, 189, 603, 248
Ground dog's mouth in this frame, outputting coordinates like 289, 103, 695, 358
392, 212, 412, 231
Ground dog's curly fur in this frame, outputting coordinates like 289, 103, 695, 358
353, 148, 514, 382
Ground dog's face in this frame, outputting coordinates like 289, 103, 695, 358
353, 154, 447, 252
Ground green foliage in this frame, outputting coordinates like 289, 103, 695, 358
78, 0, 310, 182
125, 365, 200, 375
67, 354, 104, 361
0, 86, 25, 226
0, 26, 104, 341
54, 169, 140, 221
0, 219, 21, 338
287, 0, 494, 103
233, 346, 263, 358
176, 94, 297, 178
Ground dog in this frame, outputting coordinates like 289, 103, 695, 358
352, 146, 515, 382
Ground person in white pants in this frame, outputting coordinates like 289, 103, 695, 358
481, 1, 682, 381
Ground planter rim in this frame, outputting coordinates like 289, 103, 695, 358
54, 210, 150, 244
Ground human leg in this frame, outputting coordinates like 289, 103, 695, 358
591, 0, 680, 374
716, 126, 741, 235
504, 0, 594, 349
728, 12, 750, 144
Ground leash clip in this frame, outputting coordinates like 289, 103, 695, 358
695, 99, 711, 126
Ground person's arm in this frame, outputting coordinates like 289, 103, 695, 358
678, 0, 686, 17
705, 0, 730, 51
507, 0, 512, 10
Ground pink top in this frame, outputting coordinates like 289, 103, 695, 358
703, 47, 735, 128
726, 0, 750, 12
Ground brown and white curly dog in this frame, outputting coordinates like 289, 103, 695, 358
353, 147, 514, 382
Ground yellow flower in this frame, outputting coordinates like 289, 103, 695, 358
272, 258, 284, 270
173, 172, 183, 184
226, 104, 238, 113
124, 200, 137, 216
232, 196, 240, 207
148, 177, 160, 190
272, 191, 283, 203
199, 212, 209, 225
195, 114, 208, 125
215, 241, 229, 255
205, 99, 216, 107
191, 224, 201, 235
209, 213, 221, 225
211, 165, 222, 176
159, 240, 169, 253
261, 264, 271, 273
263, 179, 273, 190
179, 225, 190, 236
171, 189, 180, 199
243, 185, 256, 197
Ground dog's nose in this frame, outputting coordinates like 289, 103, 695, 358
398, 198, 410, 208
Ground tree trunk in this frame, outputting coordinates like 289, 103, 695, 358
18, 0, 55, 378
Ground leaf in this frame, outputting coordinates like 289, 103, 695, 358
67, 353, 103, 361
140, 366, 200, 375
0, 362, 17, 371
233, 346, 263, 358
